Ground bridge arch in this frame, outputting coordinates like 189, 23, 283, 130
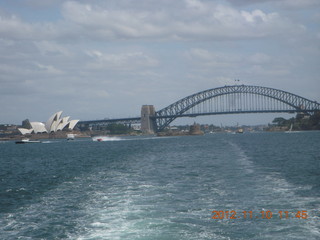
155, 85, 320, 131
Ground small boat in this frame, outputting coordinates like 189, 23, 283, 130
67, 134, 75, 140
15, 139, 41, 144
236, 128, 244, 134
285, 124, 299, 133
287, 124, 293, 132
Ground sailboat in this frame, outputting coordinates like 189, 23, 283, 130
285, 124, 298, 133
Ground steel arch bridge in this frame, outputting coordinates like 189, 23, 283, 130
155, 85, 320, 131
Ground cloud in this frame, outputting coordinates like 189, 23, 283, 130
0, 12, 66, 41
280, 0, 320, 9
248, 53, 272, 64
0, 0, 306, 42
35, 41, 72, 57
85, 50, 158, 70
186, 48, 240, 70
34, 63, 64, 74
23, 0, 64, 8
59, 0, 304, 40
226, 0, 274, 6
185, 48, 293, 85
0, 14, 34, 40
0, 0, 319, 124
227, 0, 320, 9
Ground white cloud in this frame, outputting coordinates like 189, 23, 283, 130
24, 0, 64, 8
0, 0, 319, 124
227, 0, 320, 9
35, 41, 71, 57
248, 53, 272, 64
280, 0, 320, 9
246, 64, 290, 77
85, 50, 159, 70
187, 49, 213, 61
184, 48, 294, 85
186, 48, 241, 69
185, 0, 207, 12
0, 0, 306, 42
226, 0, 274, 6
34, 63, 63, 74
0, 12, 68, 41
241, 9, 271, 23
0, 14, 34, 39
60, 0, 304, 40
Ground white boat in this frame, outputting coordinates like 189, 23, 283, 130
236, 128, 244, 134
15, 139, 41, 144
67, 134, 75, 140
285, 124, 299, 133
285, 124, 293, 133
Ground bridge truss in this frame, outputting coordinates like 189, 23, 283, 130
155, 85, 320, 131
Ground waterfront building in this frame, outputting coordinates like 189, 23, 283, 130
18, 111, 79, 135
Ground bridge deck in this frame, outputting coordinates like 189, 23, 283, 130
78, 117, 141, 125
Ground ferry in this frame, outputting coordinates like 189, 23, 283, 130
15, 139, 41, 144
236, 128, 244, 134
67, 134, 75, 140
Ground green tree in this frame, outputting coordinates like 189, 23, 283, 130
272, 117, 287, 126
106, 123, 131, 134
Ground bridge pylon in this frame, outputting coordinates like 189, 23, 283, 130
141, 105, 157, 134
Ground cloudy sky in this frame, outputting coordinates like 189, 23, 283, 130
1, 0, 319, 125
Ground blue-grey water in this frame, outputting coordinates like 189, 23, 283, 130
0, 132, 319, 239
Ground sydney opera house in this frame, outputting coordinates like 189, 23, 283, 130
18, 111, 79, 135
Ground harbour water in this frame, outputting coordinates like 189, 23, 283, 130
0, 132, 320, 239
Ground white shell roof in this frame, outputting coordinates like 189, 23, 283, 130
19, 111, 79, 135
18, 128, 33, 135
45, 111, 62, 132
30, 122, 47, 133
68, 120, 79, 130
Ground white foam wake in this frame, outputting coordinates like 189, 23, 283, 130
92, 136, 121, 142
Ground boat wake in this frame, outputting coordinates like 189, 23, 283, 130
92, 136, 122, 142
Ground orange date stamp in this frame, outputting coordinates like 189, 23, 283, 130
211, 210, 308, 220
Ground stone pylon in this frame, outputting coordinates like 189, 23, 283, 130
141, 105, 157, 134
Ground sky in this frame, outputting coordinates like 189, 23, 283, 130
0, 0, 319, 126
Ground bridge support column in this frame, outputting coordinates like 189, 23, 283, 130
141, 105, 157, 134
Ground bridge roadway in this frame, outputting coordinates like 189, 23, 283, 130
77, 109, 309, 126
76, 110, 284, 125
154, 110, 299, 118
77, 117, 141, 125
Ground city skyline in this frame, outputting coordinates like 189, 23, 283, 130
1, 0, 319, 125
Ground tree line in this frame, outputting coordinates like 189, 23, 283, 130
272, 111, 320, 130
